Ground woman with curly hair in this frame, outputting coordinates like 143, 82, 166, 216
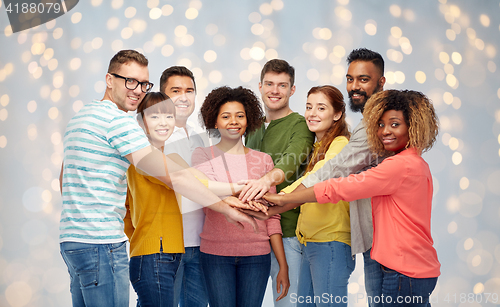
264, 89, 441, 306
192, 86, 289, 307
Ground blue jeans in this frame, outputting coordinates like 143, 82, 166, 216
297, 241, 355, 306
173, 247, 208, 307
60, 241, 129, 307
381, 265, 437, 306
271, 236, 304, 307
364, 249, 384, 307
129, 252, 181, 307
200, 252, 270, 307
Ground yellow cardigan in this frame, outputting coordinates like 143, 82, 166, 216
282, 136, 351, 246
124, 165, 184, 257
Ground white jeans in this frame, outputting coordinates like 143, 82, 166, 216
270, 236, 304, 307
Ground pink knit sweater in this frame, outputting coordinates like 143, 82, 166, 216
192, 146, 282, 256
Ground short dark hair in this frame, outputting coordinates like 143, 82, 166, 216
200, 86, 264, 137
136, 91, 175, 122
347, 48, 384, 76
159, 66, 196, 93
260, 59, 295, 86
107, 49, 148, 73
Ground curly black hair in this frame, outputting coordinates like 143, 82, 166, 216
199, 86, 264, 137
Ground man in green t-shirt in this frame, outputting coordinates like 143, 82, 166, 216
242, 59, 314, 306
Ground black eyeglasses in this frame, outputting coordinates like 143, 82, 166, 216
110, 73, 154, 93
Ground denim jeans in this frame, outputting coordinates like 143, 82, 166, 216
60, 241, 129, 307
380, 265, 437, 306
297, 241, 355, 307
271, 236, 304, 307
363, 249, 384, 307
200, 252, 270, 307
173, 247, 208, 307
129, 252, 181, 307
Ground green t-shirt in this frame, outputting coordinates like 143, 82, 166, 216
245, 112, 314, 237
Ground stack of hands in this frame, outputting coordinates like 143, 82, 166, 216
222, 179, 285, 220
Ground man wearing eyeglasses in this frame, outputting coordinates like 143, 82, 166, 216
58, 50, 258, 307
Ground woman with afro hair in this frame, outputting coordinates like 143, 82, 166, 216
192, 86, 289, 307
264, 89, 441, 306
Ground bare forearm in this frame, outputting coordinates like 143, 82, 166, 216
129, 146, 227, 212
263, 168, 285, 187
270, 234, 287, 269
282, 186, 317, 204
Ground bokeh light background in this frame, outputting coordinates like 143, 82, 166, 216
0, 0, 499, 306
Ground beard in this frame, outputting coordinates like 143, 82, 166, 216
348, 85, 381, 113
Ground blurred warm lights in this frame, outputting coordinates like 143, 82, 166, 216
307, 69, 320, 81
260, 3, 273, 15
175, 25, 188, 37
161, 45, 174, 57
479, 14, 490, 27
5, 281, 32, 307
265, 49, 278, 60
459, 177, 470, 190
162, 4, 174, 16
181, 35, 195, 47
314, 47, 328, 60
445, 29, 456, 41
204, 50, 217, 63
112, 0, 123, 9
48, 107, 59, 119
0, 109, 7, 121
130, 19, 147, 33
452, 151, 462, 165
0, 94, 9, 107
467, 28, 476, 39
451, 52, 462, 64
73, 100, 84, 113
0, 2, 498, 306
27, 124, 38, 140
446, 74, 457, 88
447, 221, 457, 234
208, 70, 222, 83
271, 0, 284, 10
94, 81, 106, 93
0, 136, 6, 148
365, 21, 377, 36
486, 45, 496, 58
186, 8, 199, 20
121, 27, 133, 39
335, 6, 352, 21
150, 8, 162, 20
475, 38, 485, 50
415, 71, 426, 84
391, 26, 402, 38
71, 12, 82, 24
443, 63, 455, 75
439, 52, 450, 64
249, 46, 265, 61
124, 7, 136, 18
252, 24, 265, 36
